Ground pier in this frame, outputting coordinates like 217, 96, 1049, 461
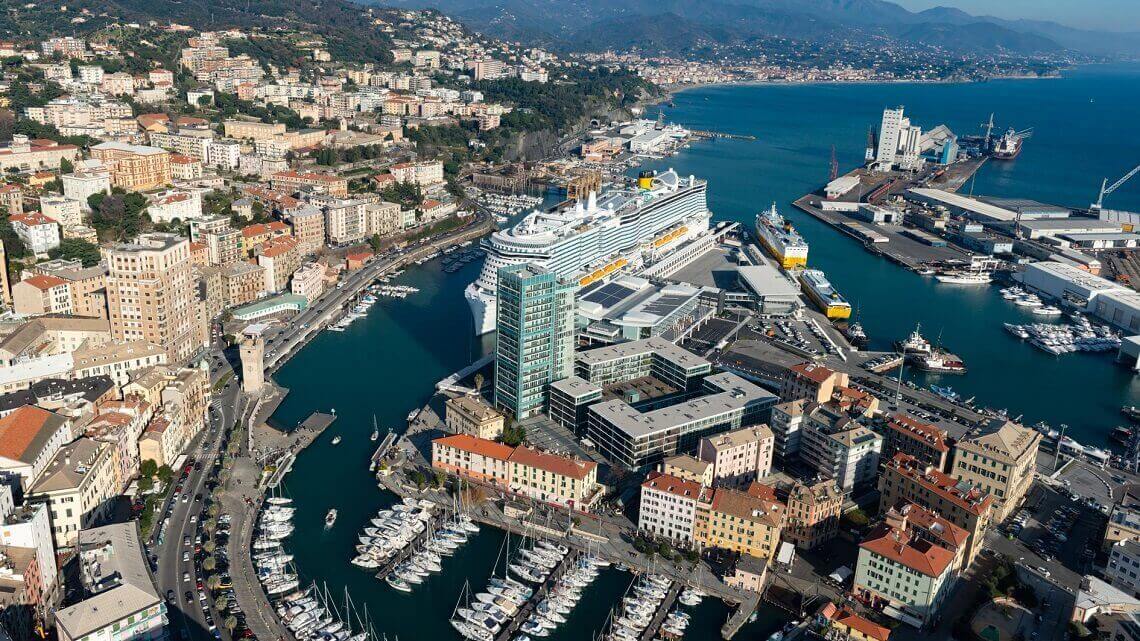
371, 509, 447, 580
492, 550, 581, 641
638, 581, 680, 641
370, 431, 398, 471
691, 130, 757, 141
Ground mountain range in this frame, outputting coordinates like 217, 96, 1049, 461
367, 0, 1140, 56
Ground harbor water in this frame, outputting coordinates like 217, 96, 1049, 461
267, 64, 1140, 641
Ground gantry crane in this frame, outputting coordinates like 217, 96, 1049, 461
1093, 163, 1140, 210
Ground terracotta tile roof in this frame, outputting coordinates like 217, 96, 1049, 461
827, 607, 891, 641
0, 405, 66, 463
886, 413, 949, 452
260, 237, 297, 257
885, 453, 994, 516
891, 502, 969, 550
433, 434, 513, 461
745, 482, 780, 502
10, 211, 57, 226
21, 274, 68, 291
789, 362, 838, 384
509, 445, 596, 481
642, 471, 707, 501
711, 486, 783, 528
860, 522, 955, 577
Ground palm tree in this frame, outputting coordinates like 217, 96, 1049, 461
224, 616, 238, 634
206, 575, 221, 591
203, 540, 216, 554
214, 596, 229, 611
202, 556, 216, 572
473, 373, 484, 394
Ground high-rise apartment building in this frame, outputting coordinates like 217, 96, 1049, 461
493, 264, 576, 420
104, 233, 196, 362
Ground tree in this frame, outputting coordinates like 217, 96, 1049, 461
214, 595, 229, 611
368, 233, 383, 254
140, 459, 158, 478
157, 465, 174, 484
473, 373, 485, 393
202, 556, 216, 572
206, 575, 221, 591
48, 238, 101, 267
137, 476, 154, 493
203, 540, 216, 554
224, 616, 238, 633
501, 424, 526, 447
60, 156, 73, 174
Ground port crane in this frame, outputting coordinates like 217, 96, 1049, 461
1093, 163, 1140, 210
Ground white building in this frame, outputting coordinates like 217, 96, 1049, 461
875, 106, 923, 172
40, 195, 85, 229
800, 404, 882, 492
1106, 539, 1140, 598
637, 472, 707, 546
63, 162, 113, 209
390, 161, 444, 186
10, 211, 60, 256
147, 190, 203, 224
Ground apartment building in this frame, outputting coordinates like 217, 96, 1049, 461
879, 414, 951, 471
698, 425, 775, 489
800, 403, 882, 492
389, 161, 444, 186
257, 237, 300, 294
444, 395, 504, 440
878, 453, 994, 566
431, 434, 599, 509
271, 170, 348, 197
12, 275, 72, 316
287, 205, 325, 256
40, 196, 84, 229
90, 142, 172, 191
769, 399, 806, 461
853, 516, 959, 628
0, 136, 80, 173
104, 233, 197, 361
638, 472, 708, 546
24, 259, 108, 318
222, 262, 266, 307
290, 263, 325, 303
950, 419, 1041, 522
27, 438, 116, 550
661, 455, 713, 487
10, 211, 60, 256
699, 486, 785, 562
1106, 539, 1140, 598
779, 362, 849, 404
62, 162, 112, 208
0, 406, 72, 490
240, 221, 291, 255
783, 480, 844, 550
1105, 486, 1140, 551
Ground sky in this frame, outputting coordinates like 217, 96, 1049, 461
891, 0, 1140, 32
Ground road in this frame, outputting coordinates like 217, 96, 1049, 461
152, 345, 244, 641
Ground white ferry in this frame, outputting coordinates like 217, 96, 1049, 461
755, 203, 809, 269
464, 169, 710, 334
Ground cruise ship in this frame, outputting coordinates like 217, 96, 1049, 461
755, 203, 809, 269
465, 170, 710, 334
798, 269, 851, 320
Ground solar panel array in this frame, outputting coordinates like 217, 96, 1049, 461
582, 281, 637, 308
640, 294, 691, 318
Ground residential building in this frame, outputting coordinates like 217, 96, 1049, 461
240, 221, 291, 255
10, 211, 59, 256
661, 455, 713, 487
256, 237, 300, 294
104, 234, 197, 361
389, 161, 444, 186
40, 196, 84, 229
1105, 486, 1140, 551
0, 136, 80, 173
0, 405, 71, 491
878, 453, 994, 566
24, 260, 108, 318
698, 425, 775, 488
55, 523, 166, 641
12, 275, 73, 316
444, 395, 504, 440
287, 206, 325, 255
290, 263, 325, 303
320, 198, 371, 246
221, 262, 266, 307
270, 171, 348, 198
27, 438, 116, 550
1106, 540, 1140, 598
817, 603, 891, 641
90, 142, 172, 191
638, 472, 708, 546
853, 519, 957, 628
493, 264, 576, 420
800, 404, 883, 492
0, 496, 58, 599
146, 190, 202, 224
431, 434, 599, 509
950, 419, 1041, 522
883, 502, 969, 575
780, 362, 849, 404
770, 399, 806, 461
783, 480, 844, 550
878, 414, 950, 471
62, 162, 112, 210
699, 486, 785, 562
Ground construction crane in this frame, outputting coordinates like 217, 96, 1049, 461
981, 113, 995, 148
1093, 163, 1140, 210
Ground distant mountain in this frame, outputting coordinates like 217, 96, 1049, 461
368, 0, 1140, 56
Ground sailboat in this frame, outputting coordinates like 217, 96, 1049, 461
370, 415, 380, 442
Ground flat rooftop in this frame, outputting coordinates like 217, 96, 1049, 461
576, 336, 708, 370
737, 263, 800, 298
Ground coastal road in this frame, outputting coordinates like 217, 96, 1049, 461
153, 349, 243, 641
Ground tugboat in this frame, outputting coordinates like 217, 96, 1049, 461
844, 322, 869, 347
894, 324, 932, 356
1123, 406, 1140, 423
912, 349, 967, 374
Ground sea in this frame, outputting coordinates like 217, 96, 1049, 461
267, 63, 1140, 641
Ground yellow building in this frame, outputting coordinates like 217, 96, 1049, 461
697, 486, 784, 562
444, 395, 504, 440
90, 142, 171, 191
950, 419, 1041, 522
508, 446, 599, 510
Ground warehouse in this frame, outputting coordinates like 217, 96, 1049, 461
736, 264, 802, 316
1017, 218, 1125, 240
1020, 261, 1121, 309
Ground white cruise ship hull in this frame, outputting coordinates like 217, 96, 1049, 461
465, 283, 498, 335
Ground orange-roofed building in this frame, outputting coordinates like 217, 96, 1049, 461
345, 249, 373, 271
780, 362, 849, 404
818, 603, 891, 641
878, 452, 993, 566
431, 433, 513, 489
12, 273, 73, 315
0, 405, 71, 488
853, 518, 957, 629
880, 413, 950, 470
638, 471, 711, 546
699, 486, 785, 562
241, 220, 292, 254
507, 445, 598, 509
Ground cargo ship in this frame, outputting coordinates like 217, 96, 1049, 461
755, 203, 809, 269
991, 127, 1028, 160
798, 269, 851, 320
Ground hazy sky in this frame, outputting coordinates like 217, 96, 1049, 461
891, 0, 1140, 32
